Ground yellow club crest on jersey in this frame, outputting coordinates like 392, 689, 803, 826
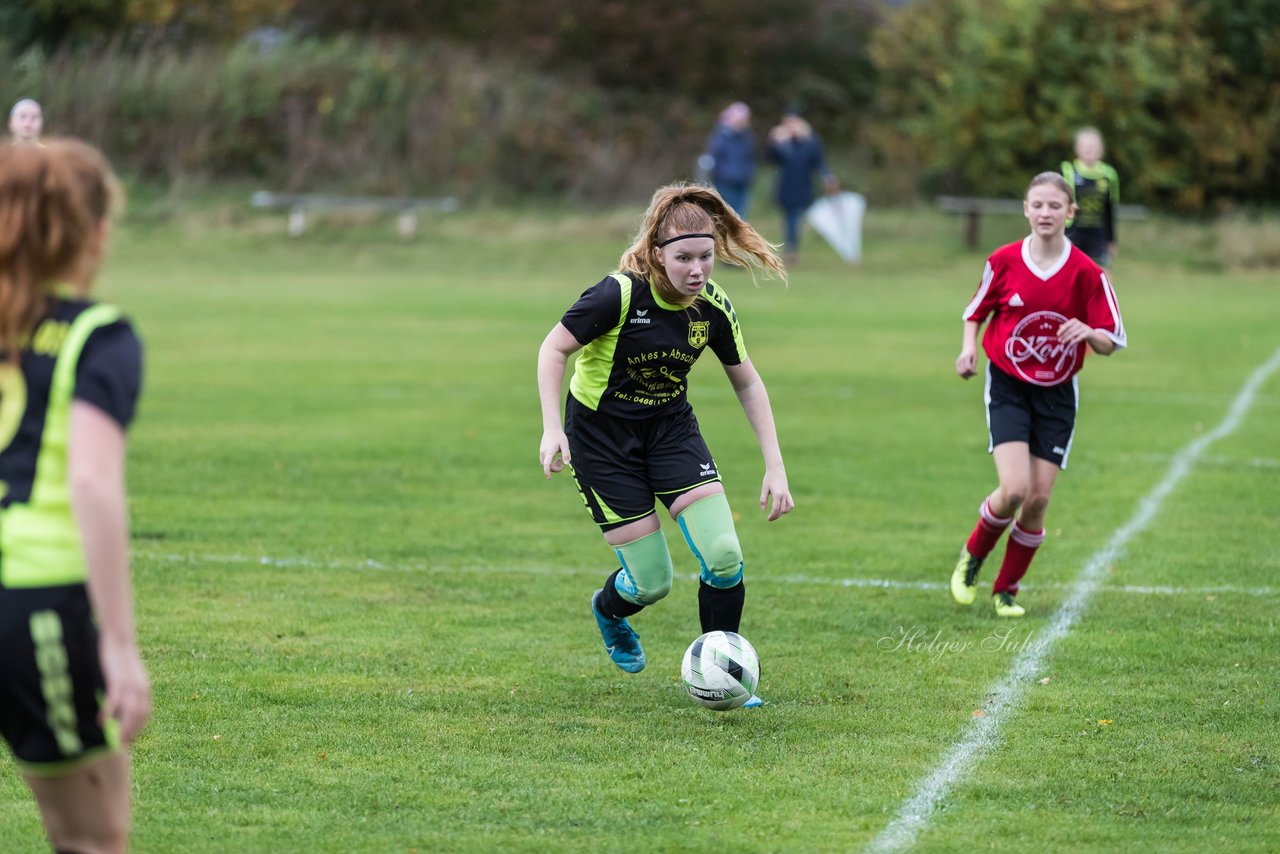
688, 321, 710, 349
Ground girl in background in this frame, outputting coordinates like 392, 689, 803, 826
1061, 127, 1120, 266
8, 99, 44, 145
951, 172, 1126, 616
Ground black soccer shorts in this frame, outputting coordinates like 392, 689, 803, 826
1067, 227, 1111, 267
0, 584, 115, 769
985, 363, 1079, 469
564, 396, 722, 531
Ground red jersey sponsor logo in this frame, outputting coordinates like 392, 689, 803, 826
1004, 311, 1079, 386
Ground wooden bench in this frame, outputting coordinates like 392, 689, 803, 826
937, 195, 1149, 248
250, 191, 460, 238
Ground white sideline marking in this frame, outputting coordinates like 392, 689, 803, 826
132, 555, 1280, 601
133, 551, 1278, 599
135, 551, 579, 577
865, 345, 1280, 854
766, 573, 1278, 598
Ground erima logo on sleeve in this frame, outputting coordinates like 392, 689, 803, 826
630, 309, 651, 325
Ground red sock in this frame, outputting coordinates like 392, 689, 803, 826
992, 523, 1045, 594
965, 499, 1014, 560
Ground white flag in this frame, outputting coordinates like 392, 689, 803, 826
806, 192, 866, 264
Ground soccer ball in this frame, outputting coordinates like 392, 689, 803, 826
680, 631, 760, 711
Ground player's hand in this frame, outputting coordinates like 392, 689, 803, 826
955, 347, 978, 379
539, 430, 571, 479
1056, 318, 1094, 346
823, 174, 841, 195
760, 469, 794, 522
99, 636, 151, 744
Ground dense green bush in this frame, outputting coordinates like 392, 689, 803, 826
3, 0, 1276, 211
287, 0, 880, 140
0, 37, 717, 200
869, 0, 1280, 211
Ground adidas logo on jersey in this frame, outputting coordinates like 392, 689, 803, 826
630, 309, 651, 325
1009, 294, 1024, 307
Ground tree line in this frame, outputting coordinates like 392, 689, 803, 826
1, 0, 1275, 210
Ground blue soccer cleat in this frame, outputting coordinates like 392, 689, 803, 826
591, 592, 646, 673
742, 695, 765, 709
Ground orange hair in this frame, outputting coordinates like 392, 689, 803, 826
619, 183, 786, 305
0, 138, 120, 356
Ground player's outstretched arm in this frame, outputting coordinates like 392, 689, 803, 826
956, 320, 981, 379
69, 401, 151, 744
537, 323, 582, 478
723, 358, 794, 521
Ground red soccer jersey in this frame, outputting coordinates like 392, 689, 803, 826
962, 237, 1126, 387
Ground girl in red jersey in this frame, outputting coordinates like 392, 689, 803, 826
950, 172, 1126, 616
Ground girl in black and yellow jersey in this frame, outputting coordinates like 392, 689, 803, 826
0, 140, 149, 853
1062, 127, 1120, 266
538, 184, 793, 700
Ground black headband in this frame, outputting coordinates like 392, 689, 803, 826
657, 232, 714, 248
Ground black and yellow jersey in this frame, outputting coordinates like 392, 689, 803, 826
1062, 159, 1119, 241
0, 297, 142, 590
561, 272, 746, 420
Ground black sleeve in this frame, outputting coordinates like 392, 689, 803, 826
74, 320, 143, 429
559, 276, 623, 346
706, 296, 747, 367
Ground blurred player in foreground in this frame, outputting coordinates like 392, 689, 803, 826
0, 140, 149, 852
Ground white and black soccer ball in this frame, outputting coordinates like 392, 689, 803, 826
680, 631, 760, 711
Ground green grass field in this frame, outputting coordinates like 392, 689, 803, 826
1, 202, 1277, 852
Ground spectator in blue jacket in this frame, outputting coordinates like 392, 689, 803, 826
705, 102, 756, 219
767, 110, 837, 263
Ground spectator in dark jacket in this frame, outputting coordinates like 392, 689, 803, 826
767, 111, 837, 263
705, 102, 756, 219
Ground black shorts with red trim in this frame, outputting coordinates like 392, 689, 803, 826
564, 395, 721, 531
985, 363, 1079, 469
0, 583, 114, 768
